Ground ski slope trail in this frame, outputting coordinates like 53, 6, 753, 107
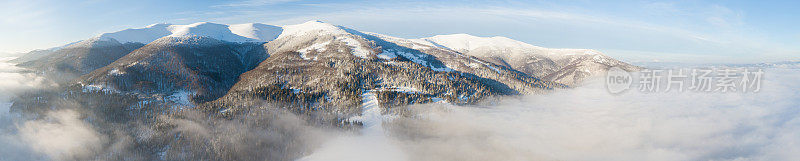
297, 91, 406, 161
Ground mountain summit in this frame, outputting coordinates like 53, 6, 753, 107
95, 22, 283, 44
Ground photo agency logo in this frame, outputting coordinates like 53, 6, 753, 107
606, 67, 632, 94
606, 67, 764, 94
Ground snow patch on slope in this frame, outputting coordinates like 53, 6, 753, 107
80, 83, 118, 93
376, 87, 421, 94
166, 90, 194, 107
298, 41, 331, 60
381, 49, 452, 72
377, 51, 397, 60
109, 68, 124, 76
337, 37, 371, 58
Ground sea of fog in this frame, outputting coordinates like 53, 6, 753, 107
1, 53, 799, 160
302, 68, 800, 161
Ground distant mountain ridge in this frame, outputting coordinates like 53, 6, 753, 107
416, 33, 640, 85
95, 22, 283, 44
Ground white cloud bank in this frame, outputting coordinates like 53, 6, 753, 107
301, 68, 800, 161
0, 57, 53, 102
19, 110, 106, 159
0, 56, 101, 160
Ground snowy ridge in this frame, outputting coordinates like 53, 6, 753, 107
366, 32, 435, 50
277, 20, 347, 39
421, 33, 612, 64
422, 33, 602, 58
422, 33, 541, 52
228, 23, 283, 42
280, 20, 374, 58
167, 22, 270, 42
97, 23, 172, 44
91, 22, 282, 44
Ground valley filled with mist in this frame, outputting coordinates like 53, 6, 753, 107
2, 48, 799, 160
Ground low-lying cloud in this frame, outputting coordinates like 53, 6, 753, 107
380, 68, 800, 161
18, 110, 106, 160
1, 56, 83, 161
0, 56, 52, 102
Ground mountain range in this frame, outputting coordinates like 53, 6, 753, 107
13, 21, 643, 114
12, 20, 639, 112
7, 20, 640, 160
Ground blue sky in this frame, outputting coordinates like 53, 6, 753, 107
0, 0, 797, 63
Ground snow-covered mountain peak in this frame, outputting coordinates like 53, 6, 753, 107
91, 22, 283, 44
67, 36, 123, 48
422, 33, 540, 52
84, 21, 342, 46
146, 23, 171, 28
166, 22, 261, 42
228, 23, 282, 42
95, 23, 172, 44
278, 20, 347, 39
165, 22, 281, 43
